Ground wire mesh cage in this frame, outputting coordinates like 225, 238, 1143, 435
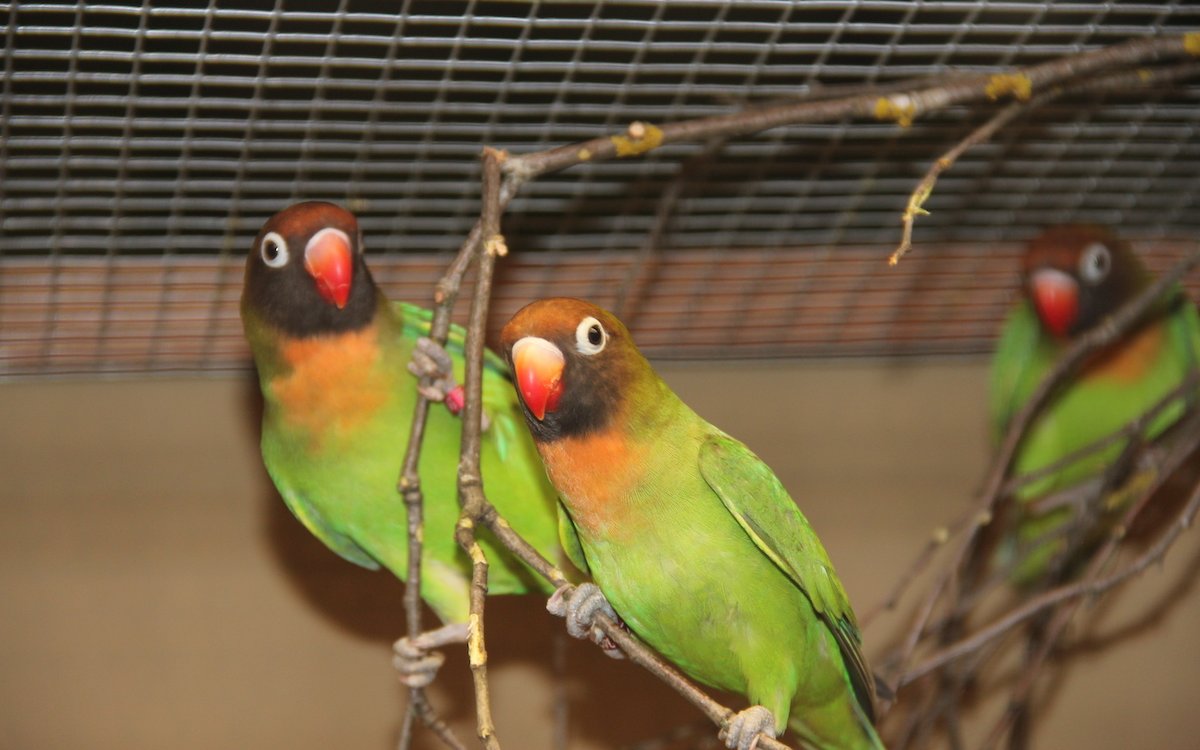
1, 1, 1198, 377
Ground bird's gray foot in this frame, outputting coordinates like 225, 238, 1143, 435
407, 337, 491, 430
547, 583, 626, 659
720, 705, 777, 750
392, 621, 469, 688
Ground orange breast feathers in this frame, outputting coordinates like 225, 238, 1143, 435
537, 429, 647, 537
270, 326, 390, 446
1085, 321, 1165, 385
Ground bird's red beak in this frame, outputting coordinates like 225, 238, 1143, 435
511, 337, 564, 421
304, 228, 353, 309
1030, 268, 1078, 338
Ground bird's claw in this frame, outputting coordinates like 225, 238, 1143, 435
547, 583, 626, 659
720, 706, 777, 750
407, 337, 490, 430
392, 636, 446, 689
408, 337, 458, 401
391, 621, 469, 689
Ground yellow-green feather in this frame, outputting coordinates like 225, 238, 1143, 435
552, 367, 883, 749
989, 295, 1200, 582
250, 298, 562, 624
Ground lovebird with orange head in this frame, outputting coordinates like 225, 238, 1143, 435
990, 225, 1200, 583
240, 202, 562, 676
500, 297, 883, 750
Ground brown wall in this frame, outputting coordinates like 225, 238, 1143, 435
2, 361, 1197, 748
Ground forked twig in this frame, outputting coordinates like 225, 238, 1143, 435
901, 413, 1200, 688
980, 422, 1200, 750
889, 60, 1200, 265
395, 185, 481, 750
881, 245, 1200, 710
451, 147, 509, 749
455, 149, 796, 750
393, 33, 1199, 749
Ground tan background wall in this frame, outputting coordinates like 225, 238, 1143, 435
2, 361, 1197, 749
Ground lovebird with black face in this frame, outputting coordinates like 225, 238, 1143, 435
500, 297, 884, 750
990, 225, 1200, 583
240, 202, 562, 677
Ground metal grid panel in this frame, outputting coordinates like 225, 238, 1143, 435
1, 1, 1199, 377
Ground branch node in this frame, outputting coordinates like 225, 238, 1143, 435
467, 612, 487, 667
985, 73, 1033, 101
459, 472, 483, 491
933, 526, 951, 544
481, 145, 509, 163
485, 233, 508, 257
611, 121, 664, 156
468, 540, 487, 566
1185, 32, 1200, 56
874, 94, 917, 127
975, 510, 994, 527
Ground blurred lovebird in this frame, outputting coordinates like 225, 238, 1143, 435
500, 297, 883, 750
240, 202, 562, 683
989, 225, 1200, 583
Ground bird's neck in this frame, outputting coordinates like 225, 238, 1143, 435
536, 377, 692, 539
1081, 317, 1169, 384
255, 312, 397, 452
1054, 291, 1184, 383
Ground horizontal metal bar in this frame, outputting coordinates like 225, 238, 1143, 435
15, 45, 1159, 78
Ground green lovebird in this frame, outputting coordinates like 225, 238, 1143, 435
499, 298, 883, 750
989, 225, 1200, 582
240, 202, 561, 675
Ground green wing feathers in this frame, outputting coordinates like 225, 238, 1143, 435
697, 434, 876, 722
989, 301, 1045, 442
557, 502, 591, 576
266, 467, 381, 570
1166, 295, 1200, 383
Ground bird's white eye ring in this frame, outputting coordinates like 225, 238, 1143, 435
1079, 242, 1111, 285
575, 316, 607, 355
261, 232, 289, 268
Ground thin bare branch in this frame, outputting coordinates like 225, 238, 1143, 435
434, 146, 796, 750
889, 89, 1062, 266
881, 245, 1200, 705
400, 692, 467, 750
980, 419, 1200, 749
889, 59, 1200, 264
902, 412, 1200, 687
1012, 372, 1200, 518
861, 516, 963, 628
500, 36, 1190, 184
451, 147, 509, 750
869, 364, 1200, 633
394, 166, 483, 750
396, 34, 1197, 749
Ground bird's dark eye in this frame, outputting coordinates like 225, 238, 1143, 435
575, 316, 607, 355
1078, 241, 1111, 285
260, 231, 289, 268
